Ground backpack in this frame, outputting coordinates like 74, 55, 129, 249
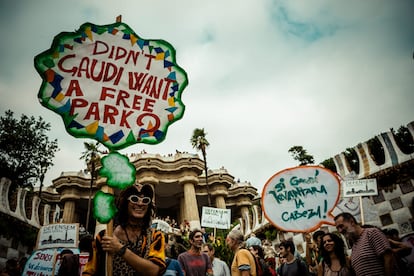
249, 252, 263, 276
259, 258, 274, 276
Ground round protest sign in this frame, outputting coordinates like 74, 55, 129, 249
261, 166, 340, 233
35, 22, 188, 151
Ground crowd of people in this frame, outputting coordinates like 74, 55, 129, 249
0, 257, 26, 276
5, 181, 413, 276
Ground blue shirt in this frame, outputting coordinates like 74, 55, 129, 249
163, 258, 184, 276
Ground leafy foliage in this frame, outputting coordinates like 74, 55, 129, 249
80, 141, 105, 232
288, 146, 315, 165
190, 128, 210, 156
320, 157, 337, 173
212, 230, 234, 266
0, 110, 59, 189
367, 137, 385, 165
264, 227, 278, 241
80, 141, 104, 177
191, 128, 212, 206
392, 126, 414, 154
344, 147, 359, 174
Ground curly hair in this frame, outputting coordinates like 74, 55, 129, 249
115, 185, 155, 230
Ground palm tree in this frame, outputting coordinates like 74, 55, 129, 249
80, 141, 103, 232
191, 128, 211, 207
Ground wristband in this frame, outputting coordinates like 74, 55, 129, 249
117, 245, 128, 256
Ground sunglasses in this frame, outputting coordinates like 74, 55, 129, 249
127, 195, 151, 205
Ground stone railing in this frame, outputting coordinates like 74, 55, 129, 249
0, 177, 60, 229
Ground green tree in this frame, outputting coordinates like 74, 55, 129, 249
0, 110, 59, 190
288, 146, 315, 165
80, 141, 104, 232
191, 128, 211, 206
320, 157, 337, 173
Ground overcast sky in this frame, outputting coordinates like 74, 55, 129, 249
1, 0, 413, 194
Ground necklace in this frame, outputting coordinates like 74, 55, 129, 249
127, 221, 143, 228
125, 226, 142, 243
123, 227, 152, 259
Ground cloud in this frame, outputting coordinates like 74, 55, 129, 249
1, 0, 413, 194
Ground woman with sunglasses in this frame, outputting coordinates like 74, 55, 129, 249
317, 233, 352, 276
99, 184, 166, 276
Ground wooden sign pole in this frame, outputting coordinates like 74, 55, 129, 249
104, 186, 114, 276
359, 196, 365, 225
106, 16, 121, 276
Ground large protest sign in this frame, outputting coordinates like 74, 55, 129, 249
35, 22, 188, 151
35, 21, 189, 226
35, 20, 188, 274
262, 166, 340, 233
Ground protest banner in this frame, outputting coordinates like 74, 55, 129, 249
22, 247, 82, 276
262, 166, 341, 232
35, 18, 189, 275
35, 21, 188, 151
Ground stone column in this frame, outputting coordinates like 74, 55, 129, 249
240, 206, 251, 233
215, 195, 226, 209
179, 197, 185, 224
181, 179, 200, 230
62, 201, 76, 223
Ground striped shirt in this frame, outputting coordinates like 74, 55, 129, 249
350, 227, 391, 276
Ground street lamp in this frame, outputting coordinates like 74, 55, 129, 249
85, 154, 96, 233
38, 164, 48, 200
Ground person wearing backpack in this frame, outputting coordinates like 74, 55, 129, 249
278, 240, 309, 276
249, 245, 275, 276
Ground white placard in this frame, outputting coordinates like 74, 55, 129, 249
36, 223, 79, 250
201, 207, 231, 229
342, 179, 378, 197
151, 219, 172, 233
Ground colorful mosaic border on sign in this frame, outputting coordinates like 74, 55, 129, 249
35, 22, 188, 151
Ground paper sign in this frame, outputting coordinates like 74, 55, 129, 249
201, 206, 231, 229
262, 166, 340, 233
22, 248, 81, 276
23, 248, 57, 276
342, 179, 378, 197
36, 223, 79, 250
35, 22, 188, 150
151, 219, 172, 233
